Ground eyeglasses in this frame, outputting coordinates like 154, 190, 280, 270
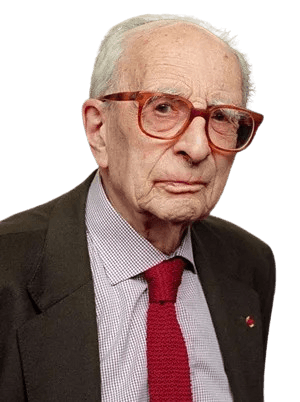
99, 91, 264, 152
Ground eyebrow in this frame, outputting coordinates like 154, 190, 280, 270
209, 99, 231, 106
151, 89, 237, 108
155, 87, 188, 97
209, 99, 233, 106
208, 99, 242, 109
155, 89, 233, 103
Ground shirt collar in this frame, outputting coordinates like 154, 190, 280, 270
85, 171, 196, 285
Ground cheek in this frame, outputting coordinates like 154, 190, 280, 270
106, 106, 174, 200
106, 130, 154, 198
209, 154, 235, 197
130, 151, 158, 196
217, 156, 234, 180
104, 121, 131, 192
106, 107, 138, 170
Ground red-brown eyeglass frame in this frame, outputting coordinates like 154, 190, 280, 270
99, 91, 264, 152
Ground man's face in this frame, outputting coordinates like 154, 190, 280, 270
94, 23, 243, 228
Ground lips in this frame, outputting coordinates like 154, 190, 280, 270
155, 180, 206, 193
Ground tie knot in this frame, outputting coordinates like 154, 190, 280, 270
144, 257, 188, 304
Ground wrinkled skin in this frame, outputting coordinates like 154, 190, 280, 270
83, 22, 243, 254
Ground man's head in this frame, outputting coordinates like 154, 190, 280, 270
83, 15, 260, 234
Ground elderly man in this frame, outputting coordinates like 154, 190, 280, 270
0, 14, 275, 402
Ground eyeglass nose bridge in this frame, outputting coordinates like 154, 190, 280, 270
183, 107, 211, 134
189, 107, 210, 122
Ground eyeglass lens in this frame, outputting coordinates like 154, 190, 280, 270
141, 95, 254, 150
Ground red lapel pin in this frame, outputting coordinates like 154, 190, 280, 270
245, 315, 255, 328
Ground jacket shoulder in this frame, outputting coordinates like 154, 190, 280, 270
0, 198, 57, 236
191, 215, 275, 293
0, 171, 96, 287
193, 215, 273, 259
0, 171, 96, 236
0, 199, 58, 295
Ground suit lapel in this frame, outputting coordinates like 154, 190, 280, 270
18, 283, 101, 401
17, 172, 101, 401
191, 224, 264, 402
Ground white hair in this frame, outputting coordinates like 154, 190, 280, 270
89, 14, 253, 106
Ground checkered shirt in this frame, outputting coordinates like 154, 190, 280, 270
85, 171, 233, 401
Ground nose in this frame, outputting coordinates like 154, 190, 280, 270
173, 117, 211, 164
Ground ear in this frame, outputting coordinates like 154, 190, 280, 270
82, 99, 108, 168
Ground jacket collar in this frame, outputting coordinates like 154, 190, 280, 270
27, 171, 96, 312
18, 171, 102, 401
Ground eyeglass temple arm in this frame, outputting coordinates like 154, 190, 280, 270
100, 92, 140, 102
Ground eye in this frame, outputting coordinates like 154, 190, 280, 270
212, 110, 229, 122
155, 103, 173, 114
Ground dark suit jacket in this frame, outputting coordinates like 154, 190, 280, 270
0, 171, 275, 402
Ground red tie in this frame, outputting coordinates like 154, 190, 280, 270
144, 257, 193, 402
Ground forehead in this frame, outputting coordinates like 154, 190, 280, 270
118, 22, 243, 104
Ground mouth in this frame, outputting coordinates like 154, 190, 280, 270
155, 181, 206, 194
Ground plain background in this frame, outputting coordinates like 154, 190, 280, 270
1, 1, 298, 400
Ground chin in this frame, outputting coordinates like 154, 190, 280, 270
146, 198, 211, 224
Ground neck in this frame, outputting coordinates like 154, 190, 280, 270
137, 214, 189, 255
